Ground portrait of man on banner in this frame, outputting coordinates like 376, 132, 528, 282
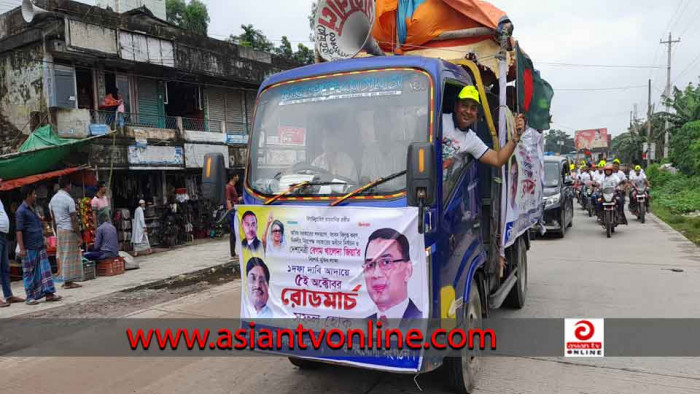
363, 228, 422, 321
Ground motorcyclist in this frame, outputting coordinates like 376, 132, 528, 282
591, 160, 606, 216
598, 163, 627, 225
629, 165, 651, 212
612, 159, 628, 213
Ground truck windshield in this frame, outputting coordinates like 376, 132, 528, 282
544, 162, 560, 188
247, 69, 430, 197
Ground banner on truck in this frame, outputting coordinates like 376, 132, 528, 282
575, 128, 609, 150
503, 127, 545, 249
234, 205, 429, 371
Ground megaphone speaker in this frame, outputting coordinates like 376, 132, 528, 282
314, 0, 384, 62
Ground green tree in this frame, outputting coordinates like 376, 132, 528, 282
228, 24, 275, 53
294, 43, 315, 65
275, 36, 294, 58
544, 129, 575, 154
166, 0, 209, 36
611, 132, 644, 165
670, 120, 700, 176
663, 82, 700, 131
166, 0, 186, 25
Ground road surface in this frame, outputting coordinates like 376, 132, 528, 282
2, 207, 700, 394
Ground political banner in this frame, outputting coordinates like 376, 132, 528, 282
234, 205, 429, 371
575, 128, 609, 150
503, 127, 545, 248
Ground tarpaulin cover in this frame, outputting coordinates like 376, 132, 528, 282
0, 166, 90, 192
373, 0, 506, 52
0, 125, 102, 180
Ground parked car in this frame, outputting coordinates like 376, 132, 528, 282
542, 156, 574, 237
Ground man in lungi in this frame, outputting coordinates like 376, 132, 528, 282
16, 185, 62, 305
49, 176, 83, 289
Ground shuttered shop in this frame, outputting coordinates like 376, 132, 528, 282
245, 91, 256, 133
137, 78, 164, 128
206, 88, 226, 132
225, 90, 245, 133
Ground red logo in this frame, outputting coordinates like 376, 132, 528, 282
358, 222, 370, 227
574, 320, 595, 341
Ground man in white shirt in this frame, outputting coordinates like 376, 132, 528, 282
1, 194, 25, 307
628, 165, 650, 213
442, 86, 525, 173
598, 164, 627, 224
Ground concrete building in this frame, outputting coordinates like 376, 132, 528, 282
0, 0, 298, 246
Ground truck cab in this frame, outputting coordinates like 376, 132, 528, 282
230, 55, 530, 391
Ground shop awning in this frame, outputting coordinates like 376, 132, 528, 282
0, 125, 112, 180
0, 166, 92, 192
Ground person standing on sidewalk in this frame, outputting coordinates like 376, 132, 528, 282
226, 174, 242, 259
49, 176, 83, 289
91, 181, 111, 227
1, 192, 25, 307
131, 200, 152, 257
16, 185, 62, 305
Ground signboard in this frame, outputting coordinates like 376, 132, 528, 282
128, 145, 183, 166
226, 134, 249, 145
184, 144, 229, 168
184, 130, 227, 144
235, 205, 428, 371
314, 0, 375, 61
575, 128, 609, 150
503, 128, 545, 248
90, 144, 128, 167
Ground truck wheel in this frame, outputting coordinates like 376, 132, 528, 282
504, 237, 527, 309
288, 357, 321, 369
446, 278, 482, 394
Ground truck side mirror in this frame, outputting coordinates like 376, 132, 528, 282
407, 143, 435, 233
201, 152, 227, 206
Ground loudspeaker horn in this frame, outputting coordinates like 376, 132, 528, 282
22, 0, 52, 23
313, 0, 384, 62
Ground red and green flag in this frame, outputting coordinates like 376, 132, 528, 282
516, 43, 554, 131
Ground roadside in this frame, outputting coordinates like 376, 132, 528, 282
646, 165, 700, 247
0, 238, 237, 318
649, 202, 700, 246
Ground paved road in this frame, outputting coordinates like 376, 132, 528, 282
2, 207, 700, 394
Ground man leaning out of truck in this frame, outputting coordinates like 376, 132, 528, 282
442, 85, 526, 170
441, 85, 526, 276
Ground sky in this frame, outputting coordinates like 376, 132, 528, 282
2, 0, 700, 137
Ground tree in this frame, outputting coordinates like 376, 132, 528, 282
670, 120, 700, 176
294, 43, 315, 65
544, 129, 575, 154
611, 132, 644, 165
166, 0, 185, 25
275, 36, 294, 58
663, 82, 700, 131
228, 24, 275, 53
166, 0, 210, 36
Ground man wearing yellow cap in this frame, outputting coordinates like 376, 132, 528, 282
442, 86, 525, 172
629, 164, 650, 212
612, 159, 627, 183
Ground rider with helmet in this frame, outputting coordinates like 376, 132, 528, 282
629, 165, 650, 212
598, 163, 628, 225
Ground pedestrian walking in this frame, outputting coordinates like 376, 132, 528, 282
131, 200, 152, 257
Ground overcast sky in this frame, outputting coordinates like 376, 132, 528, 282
2, 0, 699, 136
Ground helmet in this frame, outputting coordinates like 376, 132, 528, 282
570, 164, 576, 171
457, 86, 480, 104
598, 160, 607, 167
634, 165, 642, 171
613, 158, 621, 164
604, 164, 614, 171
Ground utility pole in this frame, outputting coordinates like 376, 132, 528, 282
660, 32, 680, 159
647, 79, 652, 167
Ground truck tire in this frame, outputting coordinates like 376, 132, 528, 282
504, 237, 527, 309
288, 357, 322, 369
446, 278, 482, 394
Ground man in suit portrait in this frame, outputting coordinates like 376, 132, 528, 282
363, 228, 422, 321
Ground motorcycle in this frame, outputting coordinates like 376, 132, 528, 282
600, 179, 618, 238
630, 185, 649, 223
581, 181, 594, 217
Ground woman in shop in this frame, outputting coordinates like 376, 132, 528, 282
131, 200, 152, 257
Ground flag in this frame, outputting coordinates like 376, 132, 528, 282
516, 43, 554, 131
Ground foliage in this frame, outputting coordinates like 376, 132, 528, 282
166, 0, 209, 36
669, 120, 700, 176
544, 129, 575, 153
308, 0, 318, 41
663, 82, 700, 131
651, 202, 700, 246
648, 167, 700, 214
610, 132, 644, 165
228, 24, 275, 52
228, 26, 313, 65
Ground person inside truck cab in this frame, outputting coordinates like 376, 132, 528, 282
442, 86, 525, 172
310, 115, 359, 183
